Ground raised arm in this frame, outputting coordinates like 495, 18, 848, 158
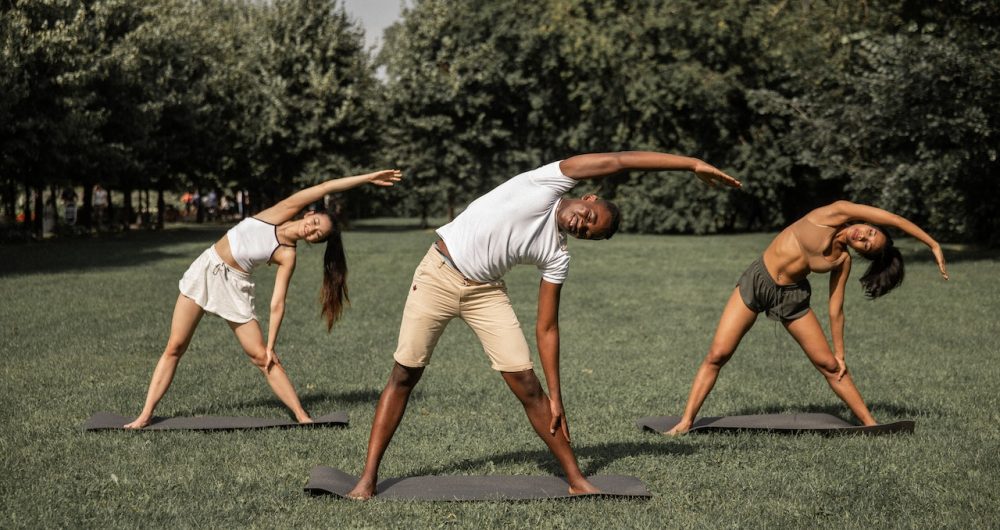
558, 151, 741, 188
815, 201, 948, 279
536, 279, 570, 442
255, 170, 402, 225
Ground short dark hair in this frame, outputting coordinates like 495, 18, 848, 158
858, 226, 905, 298
598, 199, 622, 239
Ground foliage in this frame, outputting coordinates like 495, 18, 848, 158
379, 0, 1000, 240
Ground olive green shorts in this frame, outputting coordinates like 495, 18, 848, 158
737, 257, 811, 322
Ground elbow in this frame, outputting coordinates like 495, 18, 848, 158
536, 322, 558, 338
270, 302, 285, 316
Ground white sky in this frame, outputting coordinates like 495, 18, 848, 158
340, 0, 408, 52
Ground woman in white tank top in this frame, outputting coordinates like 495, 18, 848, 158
124, 170, 402, 429
665, 201, 949, 435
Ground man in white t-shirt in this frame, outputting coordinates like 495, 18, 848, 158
347, 151, 741, 499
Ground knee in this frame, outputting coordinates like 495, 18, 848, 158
704, 346, 733, 369
815, 360, 840, 380
163, 340, 189, 360
388, 363, 423, 390
505, 370, 543, 404
247, 351, 270, 370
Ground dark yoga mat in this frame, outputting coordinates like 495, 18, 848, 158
83, 411, 348, 431
304, 466, 652, 501
637, 413, 914, 435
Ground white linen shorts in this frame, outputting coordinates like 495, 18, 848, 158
178, 246, 257, 323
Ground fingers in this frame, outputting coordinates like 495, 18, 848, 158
369, 169, 403, 187
549, 414, 559, 435
561, 418, 571, 444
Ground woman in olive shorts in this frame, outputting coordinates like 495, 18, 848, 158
665, 201, 949, 434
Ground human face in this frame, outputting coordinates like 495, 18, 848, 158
845, 224, 886, 254
300, 212, 333, 243
557, 195, 613, 240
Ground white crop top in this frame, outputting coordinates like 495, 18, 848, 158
226, 217, 288, 272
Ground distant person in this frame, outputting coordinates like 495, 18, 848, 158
125, 170, 402, 428
93, 184, 109, 229
664, 201, 949, 435
61, 187, 77, 225
346, 151, 741, 499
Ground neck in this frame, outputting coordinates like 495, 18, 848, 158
279, 221, 300, 244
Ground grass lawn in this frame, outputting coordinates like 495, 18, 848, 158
1, 224, 997, 528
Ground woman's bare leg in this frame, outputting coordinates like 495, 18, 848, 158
783, 311, 877, 425
125, 294, 205, 428
666, 288, 759, 435
229, 319, 311, 423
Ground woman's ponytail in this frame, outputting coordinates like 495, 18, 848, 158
319, 216, 349, 331
858, 228, 905, 299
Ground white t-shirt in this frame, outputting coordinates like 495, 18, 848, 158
436, 161, 577, 284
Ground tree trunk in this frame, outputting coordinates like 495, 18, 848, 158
122, 187, 133, 232
21, 180, 32, 236
157, 188, 165, 229
33, 185, 43, 238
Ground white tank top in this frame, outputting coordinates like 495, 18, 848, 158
226, 217, 288, 272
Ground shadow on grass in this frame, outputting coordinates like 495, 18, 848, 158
179, 389, 382, 419
0, 225, 225, 276
728, 401, 931, 421
405, 440, 697, 478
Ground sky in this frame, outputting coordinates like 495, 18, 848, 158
340, 0, 408, 52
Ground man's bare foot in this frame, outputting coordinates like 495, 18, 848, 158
297, 416, 314, 425
123, 416, 151, 429
568, 477, 601, 495
346, 479, 376, 500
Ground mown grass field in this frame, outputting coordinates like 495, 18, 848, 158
1, 224, 997, 528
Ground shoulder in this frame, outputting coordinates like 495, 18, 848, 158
525, 161, 576, 191
270, 245, 297, 267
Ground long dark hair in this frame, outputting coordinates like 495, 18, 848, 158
857, 226, 904, 299
318, 212, 349, 331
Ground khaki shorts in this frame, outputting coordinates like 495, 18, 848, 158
393, 245, 533, 372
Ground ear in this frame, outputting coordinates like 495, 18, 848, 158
582, 193, 599, 202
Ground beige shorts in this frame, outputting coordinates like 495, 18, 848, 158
393, 245, 533, 372
178, 246, 257, 323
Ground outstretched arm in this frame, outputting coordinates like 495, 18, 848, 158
816, 201, 948, 279
255, 170, 402, 225
536, 279, 570, 442
558, 151, 741, 189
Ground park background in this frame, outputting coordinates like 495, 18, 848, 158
2, 1, 999, 528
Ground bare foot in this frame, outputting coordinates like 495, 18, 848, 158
297, 416, 314, 425
123, 416, 151, 429
568, 477, 601, 495
664, 421, 691, 436
346, 479, 376, 500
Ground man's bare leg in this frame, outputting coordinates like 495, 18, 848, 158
347, 362, 424, 499
501, 369, 599, 494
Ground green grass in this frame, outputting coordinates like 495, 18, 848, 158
1, 225, 998, 528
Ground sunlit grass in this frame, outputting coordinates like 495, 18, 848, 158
1, 226, 997, 527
